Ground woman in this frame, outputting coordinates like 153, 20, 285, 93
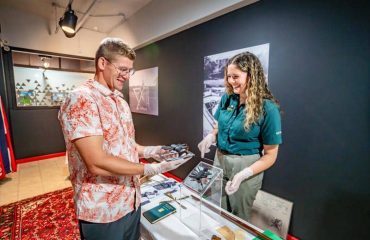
198, 52, 282, 221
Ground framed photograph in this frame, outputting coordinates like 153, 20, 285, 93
250, 190, 293, 239
129, 67, 158, 116
51, 92, 66, 103
202, 43, 270, 137
17, 90, 34, 106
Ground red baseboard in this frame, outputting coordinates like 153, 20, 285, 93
16, 152, 66, 164
287, 234, 299, 240
162, 172, 183, 182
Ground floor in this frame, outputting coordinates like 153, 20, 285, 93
0, 156, 71, 206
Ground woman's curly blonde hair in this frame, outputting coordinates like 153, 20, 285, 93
224, 52, 279, 130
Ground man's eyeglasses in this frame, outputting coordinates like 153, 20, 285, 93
105, 58, 135, 77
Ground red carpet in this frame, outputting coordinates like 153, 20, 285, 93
0, 187, 79, 240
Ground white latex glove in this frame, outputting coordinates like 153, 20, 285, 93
197, 134, 216, 158
143, 157, 191, 175
143, 146, 163, 161
225, 167, 254, 195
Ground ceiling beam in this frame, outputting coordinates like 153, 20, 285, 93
75, 0, 98, 33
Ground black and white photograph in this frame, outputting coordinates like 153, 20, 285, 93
129, 67, 158, 116
202, 43, 270, 136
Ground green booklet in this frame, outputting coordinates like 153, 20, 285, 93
252, 229, 283, 240
143, 202, 177, 224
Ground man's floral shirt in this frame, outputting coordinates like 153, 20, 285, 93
58, 79, 140, 223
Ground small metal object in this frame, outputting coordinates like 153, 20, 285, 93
160, 195, 189, 205
165, 192, 187, 209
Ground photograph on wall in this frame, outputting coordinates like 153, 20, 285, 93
13, 67, 93, 107
51, 92, 66, 104
250, 190, 293, 239
202, 43, 270, 137
129, 67, 158, 116
17, 90, 34, 106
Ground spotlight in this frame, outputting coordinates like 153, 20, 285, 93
40, 56, 51, 69
59, 2, 78, 38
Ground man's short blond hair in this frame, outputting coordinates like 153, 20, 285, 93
95, 38, 136, 67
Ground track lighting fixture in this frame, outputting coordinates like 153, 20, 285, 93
59, 1, 78, 38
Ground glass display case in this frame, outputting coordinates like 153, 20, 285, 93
140, 171, 281, 240
178, 161, 224, 239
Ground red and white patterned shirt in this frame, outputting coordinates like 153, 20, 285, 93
58, 79, 140, 223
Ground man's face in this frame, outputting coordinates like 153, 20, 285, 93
105, 55, 134, 91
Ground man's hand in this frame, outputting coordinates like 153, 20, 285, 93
143, 146, 163, 161
225, 167, 253, 195
143, 157, 191, 176
197, 134, 216, 158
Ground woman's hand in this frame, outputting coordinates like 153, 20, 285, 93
197, 134, 216, 158
225, 167, 253, 195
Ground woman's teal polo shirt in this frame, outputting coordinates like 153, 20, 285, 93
214, 94, 282, 155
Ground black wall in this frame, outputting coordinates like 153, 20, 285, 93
131, 0, 370, 239
0, 49, 66, 159
9, 109, 65, 158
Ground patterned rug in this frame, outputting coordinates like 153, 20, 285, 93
0, 187, 80, 240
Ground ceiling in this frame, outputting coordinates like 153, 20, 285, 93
0, 0, 257, 56
1, 0, 152, 34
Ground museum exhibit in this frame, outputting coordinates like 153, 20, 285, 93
0, 0, 369, 239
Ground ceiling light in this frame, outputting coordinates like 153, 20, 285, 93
59, 1, 78, 38
39, 55, 51, 71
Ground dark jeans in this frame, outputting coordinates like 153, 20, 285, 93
78, 207, 141, 240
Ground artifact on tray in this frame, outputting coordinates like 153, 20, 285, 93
183, 161, 223, 195
159, 143, 195, 162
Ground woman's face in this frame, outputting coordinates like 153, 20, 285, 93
227, 64, 248, 95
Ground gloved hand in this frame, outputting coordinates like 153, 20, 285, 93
225, 167, 254, 195
197, 133, 216, 158
143, 146, 163, 161
143, 156, 192, 175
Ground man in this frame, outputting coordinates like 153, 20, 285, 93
59, 38, 189, 240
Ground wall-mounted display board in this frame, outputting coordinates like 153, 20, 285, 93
202, 43, 270, 137
13, 67, 93, 107
12, 51, 94, 108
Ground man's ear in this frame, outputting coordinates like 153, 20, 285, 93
97, 57, 107, 71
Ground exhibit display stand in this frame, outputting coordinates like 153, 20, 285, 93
140, 169, 277, 240
178, 161, 224, 239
